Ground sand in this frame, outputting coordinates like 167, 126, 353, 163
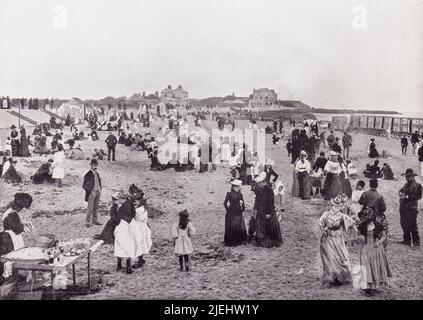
0, 118, 422, 300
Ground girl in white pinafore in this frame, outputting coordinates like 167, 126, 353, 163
133, 202, 152, 268
52, 145, 65, 187
172, 210, 196, 272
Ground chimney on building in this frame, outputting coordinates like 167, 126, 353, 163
168, 85, 172, 90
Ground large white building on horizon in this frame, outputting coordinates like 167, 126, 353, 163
248, 88, 278, 108
160, 85, 189, 107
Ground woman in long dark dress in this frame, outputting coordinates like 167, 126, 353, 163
18, 136, 31, 157
10, 125, 19, 157
252, 172, 282, 248
322, 151, 342, 200
2, 158, 22, 184
223, 180, 247, 246
95, 192, 123, 244
368, 138, 379, 158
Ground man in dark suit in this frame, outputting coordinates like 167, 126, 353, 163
105, 132, 118, 161
398, 169, 422, 247
359, 179, 386, 216
82, 159, 102, 227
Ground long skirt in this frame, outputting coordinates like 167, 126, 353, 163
3, 167, 22, 184
291, 169, 300, 197
98, 218, 119, 244
320, 231, 352, 284
255, 212, 282, 248
322, 173, 342, 200
297, 171, 311, 199
359, 242, 392, 290
341, 175, 352, 198
224, 211, 247, 246
114, 220, 143, 259
11, 140, 19, 157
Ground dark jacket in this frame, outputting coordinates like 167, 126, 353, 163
418, 146, 423, 162
399, 180, 422, 211
359, 189, 386, 216
264, 166, 279, 183
82, 170, 102, 201
105, 133, 118, 148
313, 157, 328, 172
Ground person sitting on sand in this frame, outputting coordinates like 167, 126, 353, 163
368, 138, 380, 158
345, 159, 359, 179
381, 163, 394, 180
68, 144, 85, 160
93, 148, 107, 161
1, 157, 22, 184
31, 159, 54, 184
364, 160, 383, 179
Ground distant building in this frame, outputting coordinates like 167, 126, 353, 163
248, 88, 278, 108
160, 85, 189, 107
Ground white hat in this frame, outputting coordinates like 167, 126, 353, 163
230, 179, 242, 186
265, 158, 274, 166
300, 150, 308, 156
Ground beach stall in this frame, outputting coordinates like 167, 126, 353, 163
331, 116, 349, 131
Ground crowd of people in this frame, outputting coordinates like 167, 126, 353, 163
1, 111, 423, 299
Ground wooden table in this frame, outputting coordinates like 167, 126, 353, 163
1, 240, 103, 299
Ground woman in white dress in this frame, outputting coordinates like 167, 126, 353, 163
133, 199, 152, 268
114, 196, 143, 274
52, 144, 65, 187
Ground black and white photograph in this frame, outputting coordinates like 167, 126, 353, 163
1, 0, 423, 307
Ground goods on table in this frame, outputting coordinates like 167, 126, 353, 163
57, 238, 92, 257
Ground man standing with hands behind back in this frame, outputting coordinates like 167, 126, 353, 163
83, 159, 102, 227
105, 131, 118, 161
398, 168, 422, 248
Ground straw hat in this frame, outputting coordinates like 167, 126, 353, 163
230, 179, 242, 186
300, 150, 308, 157
331, 195, 346, 207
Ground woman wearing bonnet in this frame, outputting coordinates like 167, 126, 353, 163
319, 195, 357, 287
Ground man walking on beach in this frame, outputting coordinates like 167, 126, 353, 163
411, 131, 420, 154
398, 169, 422, 248
342, 131, 352, 159
82, 159, 102, 227
401, 135, 409, 156
105, 132, 118, 161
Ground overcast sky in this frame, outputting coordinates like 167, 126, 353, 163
0, 0, 422, 112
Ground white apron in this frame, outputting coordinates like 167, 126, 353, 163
134, 207, 152, 255
114, 219, 143, 259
